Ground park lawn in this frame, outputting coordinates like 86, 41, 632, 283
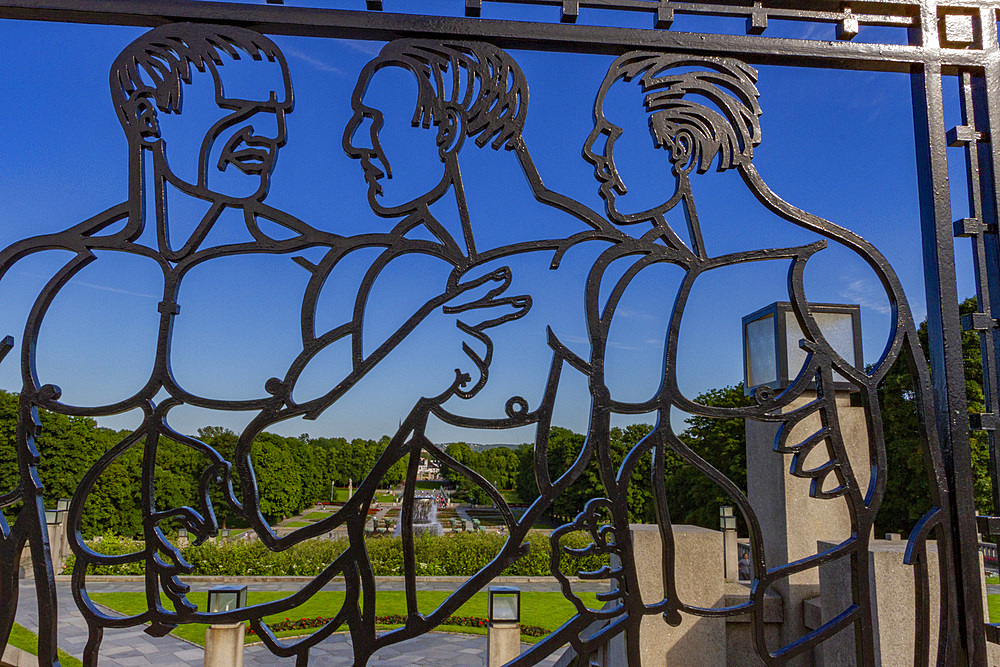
986, 575, 999, 585
7, 622, 83, 666
990, 594, 1000, 623
301, 512, 332, 522
90, 590, 598, 646
414, 481, 442, 490
283, 521, 310, 527
375, 493, 395, 503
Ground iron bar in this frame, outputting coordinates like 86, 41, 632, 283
910, 1, 987, 660
0, 0, 990, 72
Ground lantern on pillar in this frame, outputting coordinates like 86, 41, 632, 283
208, 585, 247, 613
488, 586, 520, 623
719, 505, 736, 532
742, 302, 862, 395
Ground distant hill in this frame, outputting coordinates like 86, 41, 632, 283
445, 442, 525, 452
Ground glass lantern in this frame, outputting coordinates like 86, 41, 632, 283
488, 586, 520, 623
719, 505, 737, 532
208, 585, 247, 613
742, 302, 862, 395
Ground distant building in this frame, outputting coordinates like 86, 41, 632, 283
416, 457, 441, 481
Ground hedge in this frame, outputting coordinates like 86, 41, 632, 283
253, 614, 549, 637
63, 531, 608, 578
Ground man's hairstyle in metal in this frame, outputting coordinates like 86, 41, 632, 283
373, 39, 528, 151
609, 52, 762, 174
109, 23, 287, 138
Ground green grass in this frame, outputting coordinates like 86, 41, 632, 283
283, 521, 310, 527
986, 575, 999, 585
375, 493, 396, 503
301, 512, 331, 522
6, 622, 83, 666
414, 481, 442, 490
466, 510, 506, 526
90, 590, 597, 646
990, 594, 1000, 623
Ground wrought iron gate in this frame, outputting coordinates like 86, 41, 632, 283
0, 0, 997, 664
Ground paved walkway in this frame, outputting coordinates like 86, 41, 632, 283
14, 581, 571, 665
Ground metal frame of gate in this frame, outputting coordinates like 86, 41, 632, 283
0, 0, 997, 665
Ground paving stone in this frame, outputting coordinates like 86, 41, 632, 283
174, 648, 205, 660
101, 644, 134, 656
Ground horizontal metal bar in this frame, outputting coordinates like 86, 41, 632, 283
0, 0, 994, 71
486, 0, 918, 14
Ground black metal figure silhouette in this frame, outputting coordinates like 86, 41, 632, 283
0, 25, 532, 666
239, 38, 626, 664
0, 25, 958, 667
510, 52, 956, 666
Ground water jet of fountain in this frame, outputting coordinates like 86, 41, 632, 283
394, 495, 443, 537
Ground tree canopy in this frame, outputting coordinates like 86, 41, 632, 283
2, 297, 993, 539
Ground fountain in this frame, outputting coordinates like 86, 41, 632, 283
394, 495, 443, 537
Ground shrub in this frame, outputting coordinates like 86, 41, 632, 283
250, 614, 549, 637
63, 531, 609, 578
61, 533, 146, 576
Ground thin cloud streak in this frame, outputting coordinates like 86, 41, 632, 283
17, 271, 160, 300
840, 278, 891, 314
562, 334, 639, 351
284, 48, 347, 76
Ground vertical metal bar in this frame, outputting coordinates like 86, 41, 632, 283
955, 65, 999, 516
975, 9, 1000, 521
910, 4, 988, 657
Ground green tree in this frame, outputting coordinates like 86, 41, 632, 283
671, 384, 752, 530
876, 296, 993, 535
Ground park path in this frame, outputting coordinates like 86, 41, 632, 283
14, 581, 571, 665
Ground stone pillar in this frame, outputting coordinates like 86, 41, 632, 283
45, 520, 69, 575
605, 525, 727, 665
487, 622, 520, 666
746, 391, 871, 661
813, 539, 999, 666
723, 529, 739, 582
204, 623, 245, 667
814, 539, 938, 666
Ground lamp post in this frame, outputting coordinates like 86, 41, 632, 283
742, 302, 869, 646
487, 586, 520, 666
719, 505, 738, 581
205, 585, 248, 667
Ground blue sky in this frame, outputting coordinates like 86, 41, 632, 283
0, 3, 980, 444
